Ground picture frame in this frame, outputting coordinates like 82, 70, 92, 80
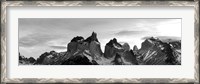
1, 0, 199, 83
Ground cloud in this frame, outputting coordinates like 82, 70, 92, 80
156, 36, 181, 42
19, 33, 61, 47
115, 30, 146, 36
49, 45, 67, 49
141, 36, 181, 42
19, 18, 111, 33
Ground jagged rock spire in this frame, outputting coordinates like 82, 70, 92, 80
133, 45, 138, 51
106, 38, 122, 47
85, 31, 99, 43
91, 31, 97, 41
70, 36, 84, 42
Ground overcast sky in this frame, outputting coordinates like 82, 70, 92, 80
19, 18, 181, 58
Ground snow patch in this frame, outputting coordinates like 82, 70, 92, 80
113, 44, 123, 50
47, 55, 53, 58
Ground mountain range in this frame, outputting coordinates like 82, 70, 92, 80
19, 32, 181, 65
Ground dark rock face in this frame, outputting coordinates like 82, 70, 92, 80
103, 38, 140, 65
92, 60, 99, 65
85, 32, 99, 43
35, 52, 50, 64
133, 45, 138, 51
169, 41, 181, 64
28, 57, 36, 63
123, 50, 138, 65
71, 36, 84, 42
68, 36, 85, 54
140, 39, 155, 53
67, 32, 102, 59
19, 53, 36, 65
67, 42, 78, 54
121, 43, 130, 51
104, 39, 139, 65
161, 43, 175, 64
19, 55, 22, 60
106, 38, 122, 48
104, 38, 124, 58
89, 41, 103, 59
138, 37, 181, 65
34, 51, 68, 65
111, 53, 124, 65
169, 41, 181, 49
61, 55, 98, 65
85, 32, 103, 59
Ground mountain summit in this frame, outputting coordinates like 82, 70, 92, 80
85, 32, 99, 43
138, 37, 181, 65
19, 32, 181, 65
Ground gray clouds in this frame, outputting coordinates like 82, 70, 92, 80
115, 30, 147, 36
19, 33, 62, 47
49, 45, 67, 49
141, 36, 181, 42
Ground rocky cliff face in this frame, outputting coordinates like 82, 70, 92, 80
21, 32, 181, 65
33, 32, 103, 65
62, 32, 103, 65
138, 37, 181, 65
133, 45, 139, 52
111, 53, 124, 65
104, 39, 138, 65
61, 55, 98, 65
19, 53, 36, 65
104, 38, 124, 58
34, 50, 67, 65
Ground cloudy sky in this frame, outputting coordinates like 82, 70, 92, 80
19, 18, 181, 58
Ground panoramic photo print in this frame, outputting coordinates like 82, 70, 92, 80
19, 18, 181, 65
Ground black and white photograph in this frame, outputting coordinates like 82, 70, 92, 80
2, 1, 198, 83
19, 18, 181, 65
